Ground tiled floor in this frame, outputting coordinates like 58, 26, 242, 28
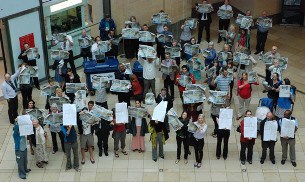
0, 17, 305, 182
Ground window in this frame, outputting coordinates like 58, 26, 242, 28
50, 6, 82, 33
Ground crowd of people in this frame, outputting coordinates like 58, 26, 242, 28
1, 0, 299, 180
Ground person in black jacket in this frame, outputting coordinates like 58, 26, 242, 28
59, 67, 81, 103
155, 88, 173, 112
196, 0, 212, 43
260, 112, 278, 164
175, 111, 190, 164
129, 100, 149, 152
115, 63, 132, 106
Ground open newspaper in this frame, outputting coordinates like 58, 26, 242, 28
202, 49, 212, 58
145, 93, 156, 105
124, 21, 141, 29
25, 109, 46, 124
49, 97, 70, 111
185, 18, 198, 29
79, 110, 100, 125
217, 51, 232, 62
110, 79, 131, 93
44, 113, 63, 125
188, 122, 199, 133
19, 66, 31, 84
28, 66, 38, 77
157, 34, 173, 43
236, 14, 253, 29
184, 43, 200, 56
258, 17, 272, 28
50, 50, 70, 60
123, 63, 132, 75
186, 84, 206, 92
151, 13, 171, 24
197, 3, 214, 13
279, 85, 291, 98
218, 30, 228, 39
74, 90, 86, 112
164, 46, 181, 58
205, 66, 216, 78
41, 85, 59, 96
78, 37, 91, 48
122, 28, 140, 39
279, 57, 288, 70
258, 52, 274, 65
138, 45, 157, 58
209, 90, 228, 97
25, 48, 39, 60
110, 36, 122, 46
167, 108, 183, 131
54, 33, 67, 42
139, 31, 156, 43
128, 106, 148, 118
248, 71, 258, 83
187, 58, 202, 71
183, 90, 206, 104
208, 96, 225, 105
92, 76, 109, 90
97, 41, 112, 53
233, 52, 250, 65
217, 9, 233, 19
177, 75, 192, 87
90, 104, 113, 121
66, 83, 86, 93
160, 63, 176, 75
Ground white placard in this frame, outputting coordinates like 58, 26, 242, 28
63, 104, 77, 125
244, 117, 258, 138
279, 85, 291, 98
263, 121, 278, 141
17, 115, 34, 136
152, 101, 168, 122
280, 118, 295, 138
115, 103, 128, 123
218, 109, 233, 130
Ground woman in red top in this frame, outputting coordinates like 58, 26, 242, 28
238, 110, 256, 165
237, 72, 259, 120
131, 74, 143, 100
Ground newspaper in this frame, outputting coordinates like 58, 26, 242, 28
197, 3, 214, 13
160, 63, 175, 75
28, 66, 38, 77
248, 71, 258, 83
187, 58, 202, 71
78, 37, 92, 48
139, 31, 156, 43
145, 93, 156, 105
19, 67, 31, 84
208, 96, 225, 105
44, 113, 63, 125
25, 109, 46, 124
164, 46, 181, 58
183, 90, 206, 104
185, 18, 198, 29
110, 79, 131, 93
279, 85, 291, 98
66, 83, 86, 94
202, 49, 212, 58
49, 97, 70, 111
138, 45, 157, 58
279, 57, 288, 70
90, 105, 113, 121
79, 110, 100, 125
236, 14, 253, 29
25, 48, 39, 60
50, 50, 70, 60
41, 85, 59, 96
184, 43, 200, 56
217, 51, 232, 62
206, 66, 216, 78
54, 33, 67, 42
233, 52, 250, 65
218, 30, 228, 39
258, 52, 274, 65
186, 84, 206, 92
209, 90, 228, 97
177, 75, 192, 87
122, 28, 140, 39
188, 122, 199, 133
123, 63, 132, 75
92, 76, 109, 89
74, 90, 86, 112
97, 41, 112, 53
124, 21, 141, 29
157, 34, 173, 43
151, 13, 171, 24
128, 106, 148, 118
258, 17, 272, 28
167, 108, 183, 131
217, 9, 233, 19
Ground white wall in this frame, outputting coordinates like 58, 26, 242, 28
8, 11, 46, 79
0, 0, 39, 19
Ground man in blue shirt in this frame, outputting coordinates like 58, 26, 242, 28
99, 14, 116, 41
254, 11, 271, 54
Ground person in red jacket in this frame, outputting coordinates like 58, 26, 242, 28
237, 72, 259, 120
238, 110, 256, 165
131, 74, 143, 100
175, 65, 196, 110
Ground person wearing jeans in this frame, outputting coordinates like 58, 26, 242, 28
192, 114, 207, 168
113, 108, 128, 158
61, 125, 79, 171
149, 120, 168, 162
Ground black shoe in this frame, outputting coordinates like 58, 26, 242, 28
254, 51, 260, 55
153, 159, 157, 162
206, 39, 210, 43
160, 156, 164, 159
20, 177, 26, 180
271, 160, 275, 164
84, 148, 88, 152
262, 90, 268, 93
104, 151, 109, 156
291, 161, 297, 167
260, 159, 264, 164
248, 160, 252, 164
241, 161, 246, 165
223, 156, 227, 160
217, 40, 221, 43
99, 150, 103, 157
25, 169, 31, 173
188, 150, 191, 155
216, 156, 220, 160
197, 41, 201, 44
36, 86, 41, 90
281, 160, 285, 165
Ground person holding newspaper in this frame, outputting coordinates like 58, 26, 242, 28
59, 67, 81, 103
79, 30, 92, 61
19, 64, 34, 109
175, 111, 190, 164
196, 0, 212, 44
217, 0, 233, 43
161, 52, 178, 100
212, 67, 231, 106
99, 14, 116, 41
254, 11, 271, 54
124, 16, 140, 63
115, 63, 132, 106
278, 110, 298, 167
274, 78, 295, 118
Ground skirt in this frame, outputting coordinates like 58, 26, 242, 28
131, 126, 145, 151
34, 144, 48, 163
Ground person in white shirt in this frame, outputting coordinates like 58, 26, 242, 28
60, 34, 75, 74
91, 36, 102, 61
2, 67, 21, 124
217, 0, 233, 43
138, 56, 160, 100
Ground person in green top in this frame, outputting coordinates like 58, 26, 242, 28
175, 111, 190, 164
